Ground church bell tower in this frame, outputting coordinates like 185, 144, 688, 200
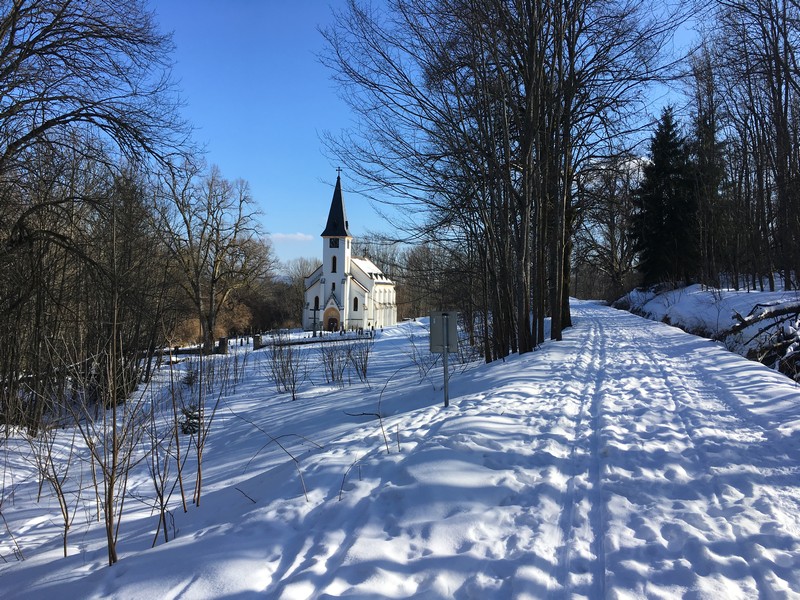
320, 171, 352, 330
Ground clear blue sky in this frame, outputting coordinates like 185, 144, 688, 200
152, 1, 385, 266
152, 2, 694, 270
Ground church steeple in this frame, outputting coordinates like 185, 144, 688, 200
320, 173, 351, 238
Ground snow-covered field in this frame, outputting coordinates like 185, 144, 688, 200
2, 299, 800, 598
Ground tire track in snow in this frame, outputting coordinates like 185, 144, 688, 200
586, 311, 608, 599
277, 382, 557, 597
596, 310, 790, 598
575, 305, 769, 598
593, 309, 744, 597
366, 310, 616, 598
264, 303, 798, 598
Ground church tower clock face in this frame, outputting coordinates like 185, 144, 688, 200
329, 238, 339, 248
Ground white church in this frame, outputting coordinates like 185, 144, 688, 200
303, 174, 397, 333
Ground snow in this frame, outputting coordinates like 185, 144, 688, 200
2, 299, 800, 598
620, 283, 800, 338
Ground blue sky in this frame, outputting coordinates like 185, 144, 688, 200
152, 1, 386, 266
152, 2, 695, 269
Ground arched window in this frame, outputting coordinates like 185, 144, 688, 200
314, 296, 319, 310
332, 256, 337, 273
332, 282, 336, 291
353, 297, 359, 311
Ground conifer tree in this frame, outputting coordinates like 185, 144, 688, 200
688, 50, 727, 287
632, 107, 699, 286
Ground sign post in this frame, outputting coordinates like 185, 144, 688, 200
430, 311, 458, 407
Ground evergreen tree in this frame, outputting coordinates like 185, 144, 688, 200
689, 107, 726, 287
688, 50, 727, 287
632, 107, 699, 286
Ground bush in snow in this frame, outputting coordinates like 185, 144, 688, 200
320, 341, 349, 386
264, 334, 307, 400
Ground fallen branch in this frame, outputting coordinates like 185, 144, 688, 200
235, 487, 257, 504
345, 411, 390, 454
729, 302, 800, 335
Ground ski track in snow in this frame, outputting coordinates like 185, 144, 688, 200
3, 300, 800, 599
260, 324, 611, 598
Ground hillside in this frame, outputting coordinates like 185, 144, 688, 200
2, 300, 799, 598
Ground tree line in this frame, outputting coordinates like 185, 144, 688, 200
0, 0, 286, 434
578, 0, 800, 299
6, 0, 800, 428
321, 0, 800, 363
320, 0, 681, 361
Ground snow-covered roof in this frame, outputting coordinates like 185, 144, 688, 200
351, 256, 393, 283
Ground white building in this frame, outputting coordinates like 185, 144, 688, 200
303, 174, 397, 332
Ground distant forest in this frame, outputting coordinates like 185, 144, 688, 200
2, 0, 800, 432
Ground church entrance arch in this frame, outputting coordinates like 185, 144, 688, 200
323, 307, 340, 332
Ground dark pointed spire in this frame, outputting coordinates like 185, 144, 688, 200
321, 173, 351, 238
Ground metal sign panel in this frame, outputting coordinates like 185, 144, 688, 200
430, 311, 458, 354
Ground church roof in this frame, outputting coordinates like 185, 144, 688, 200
320, 174, 351, 238
351, 256, 393, 283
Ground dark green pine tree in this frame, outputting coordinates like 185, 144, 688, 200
632, 107, 699, 286
689, 103, 726, 287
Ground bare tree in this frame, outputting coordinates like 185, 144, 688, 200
0, 0, 186, 433
0, 0, 184, 179
574, 155, 643, 299
710, 0, 800, 290
265, 334, 307, 400
144, 383, 182, 546
349, 337, 375, 384
188, 355, 227, 507
156, 162, 273, 353
320, 341, 349, 385
27, 425, 82, 558
66, 340, 150, 566
283, 257, 322, 326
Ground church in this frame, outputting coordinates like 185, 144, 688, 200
303, 174, 397, 333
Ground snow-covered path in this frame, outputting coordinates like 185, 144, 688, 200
581, 302, 800, 598
4, 301, 800, 599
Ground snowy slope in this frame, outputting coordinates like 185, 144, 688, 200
2, 301, 800, 598
620, 283, 800, 339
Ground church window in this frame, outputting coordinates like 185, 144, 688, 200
332, 256, 337, 273
314, 296, 319, 309
332, 282, 336, 291
354, 297, 359, 311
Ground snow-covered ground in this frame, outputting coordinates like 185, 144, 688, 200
620, 283, 800, 341
2, 299, 800, 598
